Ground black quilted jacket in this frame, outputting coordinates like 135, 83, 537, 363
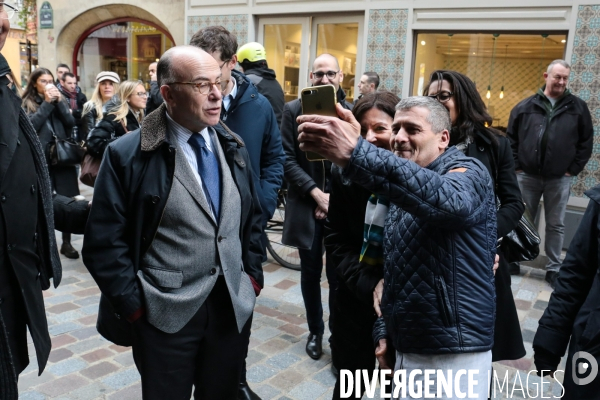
345, 138, 497, 354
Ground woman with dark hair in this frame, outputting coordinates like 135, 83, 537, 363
22, 67, 80, 259
325, 91, 400, 399
424, 70, 526, 362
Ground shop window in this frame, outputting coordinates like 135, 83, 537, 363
263, 24, 303, 103
412, 33, 567, 128
77, 21, 174, 98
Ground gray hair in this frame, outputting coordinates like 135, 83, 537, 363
395, 96, 451, 134
547, 59, 570, 74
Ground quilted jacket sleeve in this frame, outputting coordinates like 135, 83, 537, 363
343, 138, 492, 229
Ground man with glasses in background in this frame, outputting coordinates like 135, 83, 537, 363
82, 45, 265, 399
189, 25, 284, 400
281, 53, 352, 368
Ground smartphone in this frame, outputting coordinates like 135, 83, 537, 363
301, 85, 337, 161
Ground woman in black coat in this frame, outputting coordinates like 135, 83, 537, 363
86, 80, 146, 157
424, 70, 526, 362
325, 91, 400, 399
80, 71, 120, 141
22, 68, 79, 259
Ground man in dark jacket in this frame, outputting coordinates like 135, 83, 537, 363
82, 46, 264, 399
507, 59, 593, 287
533, 184, 600, 399
237, 42, 285, 127
59, 72, 87, 141
281, 53, 353, 362
190, 26, 284, 400
145, 62, 164, 115
298, 96, 497, 397
0, 8, 89, 397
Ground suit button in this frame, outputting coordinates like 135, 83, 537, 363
210, 268, 217, 275
218, 236, 223, 242
31, 185, 36, 194
6, 244, 11, 251
114, 313, 121, 319
1, 194, 6, 202
151, 195, 160, 204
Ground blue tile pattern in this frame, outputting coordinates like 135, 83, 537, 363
365, 9, 408, 95
187, 14, 248, 44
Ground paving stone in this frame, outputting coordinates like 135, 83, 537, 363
533, 300, 549, 310
71, 326, 100, 340
288, 381, 328, 400
102, 368, 140, 390
522, 329, 536, 343
67, 382, 112, 400
313, 368, 337, 387
76, 280, 99, 288
522, 317, 538, 331
73, 288, 101, 297
37, 375, 89, 397
269, 369, 305, 390
53, 310, 86, 323
279, 323, 307, 336
49, 321, 84, 336
17, 391, 46, 400
256, 296, 282, 309
66, 338, 108, 354
253, 327, 283, 341
114, 351, 135, 367
515, 289, 537, 302
259, 316, 288, 328
47, 358, 88, 376
44, 294, 78, 305
109, 344, 130, 353
18, 370, 54, 391
247, 365, 278, 383
274, 279, 297, 290
74, 296, 100, 307
107, 382, 142, 400
48, 347, 74, 363
81, 348, 115, 363
47, 302, 80, 314
277, 313, 306, 325
247, 349, 267, 366
256, 337, 292, 354
255, 304, 282, 317
77, 315, 98, 326
80, 361, 120, 379
514, 300, 532, 311
51, 334, 77, 349
537, 290, 552, 302
266, 352, 302, 370
254, 384, 281, 400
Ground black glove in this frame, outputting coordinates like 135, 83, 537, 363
533, 346, 561, 376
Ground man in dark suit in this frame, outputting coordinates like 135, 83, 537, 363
0, 5, 89, 397
82, 45, 264, 399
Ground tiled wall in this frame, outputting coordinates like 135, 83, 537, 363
570, 5, 600, 197
187, 14, 248, 44
365, 9, 408, 95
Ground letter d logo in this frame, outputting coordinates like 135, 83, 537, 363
572, 351, 598, 386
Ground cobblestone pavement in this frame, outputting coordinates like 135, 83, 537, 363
18, 189, 568, 399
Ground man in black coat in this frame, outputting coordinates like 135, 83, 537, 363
533, 184, 600, 399
145, 62, 164, 115
507, 59, 593, 288
281, 53, 353, 362
0, 7, 89, 397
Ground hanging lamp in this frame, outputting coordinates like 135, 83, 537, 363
486, 34, 499, 101
499, 45, 508, 99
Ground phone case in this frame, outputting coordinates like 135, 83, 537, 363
301, 85, 338, 161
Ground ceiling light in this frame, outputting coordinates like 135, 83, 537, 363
421, 41, 426, 45
561, 39, 566, 43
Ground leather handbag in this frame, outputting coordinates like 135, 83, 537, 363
80, 152, 101, 187
45, 118, 85, 166
501, 205, 541, 263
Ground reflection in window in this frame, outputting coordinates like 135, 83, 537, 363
412, 33, 566, 128
264, 24, 302, 103
77, 22, 174, 98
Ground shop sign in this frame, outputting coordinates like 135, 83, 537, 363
39, 2, 53, 29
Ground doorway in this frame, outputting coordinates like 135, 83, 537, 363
258, 15, 363, 102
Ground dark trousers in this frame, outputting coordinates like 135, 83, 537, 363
298, 219, 337, 335
131, 277, 252, 400
331, 281, 377, 399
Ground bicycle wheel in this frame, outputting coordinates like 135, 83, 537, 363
265, 190, 301, 270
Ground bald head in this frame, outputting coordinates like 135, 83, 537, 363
157, 45, 219, 86
310, 53, 343, 91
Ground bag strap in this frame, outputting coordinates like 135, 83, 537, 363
120, 119, 129, 133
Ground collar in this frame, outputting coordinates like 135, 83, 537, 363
228, 76, 238, 100
141, 103, 245, 152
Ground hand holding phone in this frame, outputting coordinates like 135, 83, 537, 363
301, 85, 337, 161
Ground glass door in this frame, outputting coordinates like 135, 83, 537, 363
311, 16, 363, 103
258, 17, 310, 103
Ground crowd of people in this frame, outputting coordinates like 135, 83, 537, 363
1, 3, 600, 398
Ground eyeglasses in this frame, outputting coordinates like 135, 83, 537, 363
136, 92, 148, 98
427, 90, 454, 103
38, 79, 53, 86
312, 70, 339, 80
0, 2, 18, 20
169, 80, 229, 95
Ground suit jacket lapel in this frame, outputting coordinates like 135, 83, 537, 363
173, 141, 217, 225
213, 130, 234, 227
0, 84, 21, 184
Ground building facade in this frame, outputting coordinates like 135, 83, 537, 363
36, 0, 600, 250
